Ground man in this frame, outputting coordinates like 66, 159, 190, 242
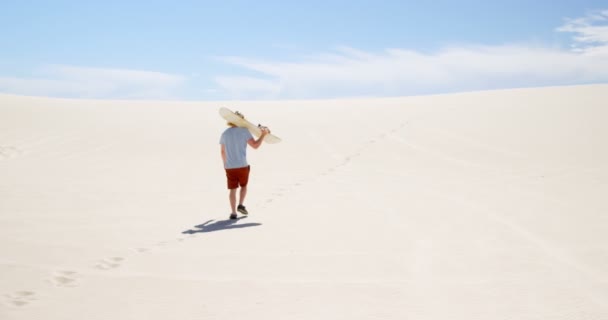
220, 112, 269, 219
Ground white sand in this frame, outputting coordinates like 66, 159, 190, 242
1, 84, 607, 319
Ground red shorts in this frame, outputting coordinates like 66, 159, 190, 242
225, 165, 250, 189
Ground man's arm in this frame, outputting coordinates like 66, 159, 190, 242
247, 128, 269, 149
220, 144, 227, 165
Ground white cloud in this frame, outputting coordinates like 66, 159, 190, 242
214, 75, 280, 100
215, 10, 608, 99
557, 9, 608, 54
0, 65, 186, 99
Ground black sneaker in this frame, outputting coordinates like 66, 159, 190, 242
237, 205, 248, 215
229, 213, 238, 220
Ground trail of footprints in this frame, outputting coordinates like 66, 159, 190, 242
259, 121, 408, 208
318, 122, 407, 178
4, 239, 195, 308
3, 122, 409, 309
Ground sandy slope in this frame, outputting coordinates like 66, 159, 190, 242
1, 85, 607, 319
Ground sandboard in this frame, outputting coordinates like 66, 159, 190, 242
219, 107, 281, 144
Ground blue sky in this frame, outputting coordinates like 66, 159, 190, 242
1, 0, 607, 100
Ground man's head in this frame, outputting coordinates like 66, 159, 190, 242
227, 110, 245, 127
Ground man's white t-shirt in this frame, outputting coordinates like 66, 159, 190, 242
220, 127, 253, 169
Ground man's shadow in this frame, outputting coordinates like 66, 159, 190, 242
182, 217, 262, 234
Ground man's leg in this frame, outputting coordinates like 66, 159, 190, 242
229, 188, 237, 214
237, 166, 250, 214
239, 185, 247, 206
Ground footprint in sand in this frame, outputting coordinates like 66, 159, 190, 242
95, 257, 124, 270
0, 146, 21, 160
49, 270, 79, 287
4, 291, 37, 307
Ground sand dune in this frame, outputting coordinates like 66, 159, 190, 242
1, 84, 607, 319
